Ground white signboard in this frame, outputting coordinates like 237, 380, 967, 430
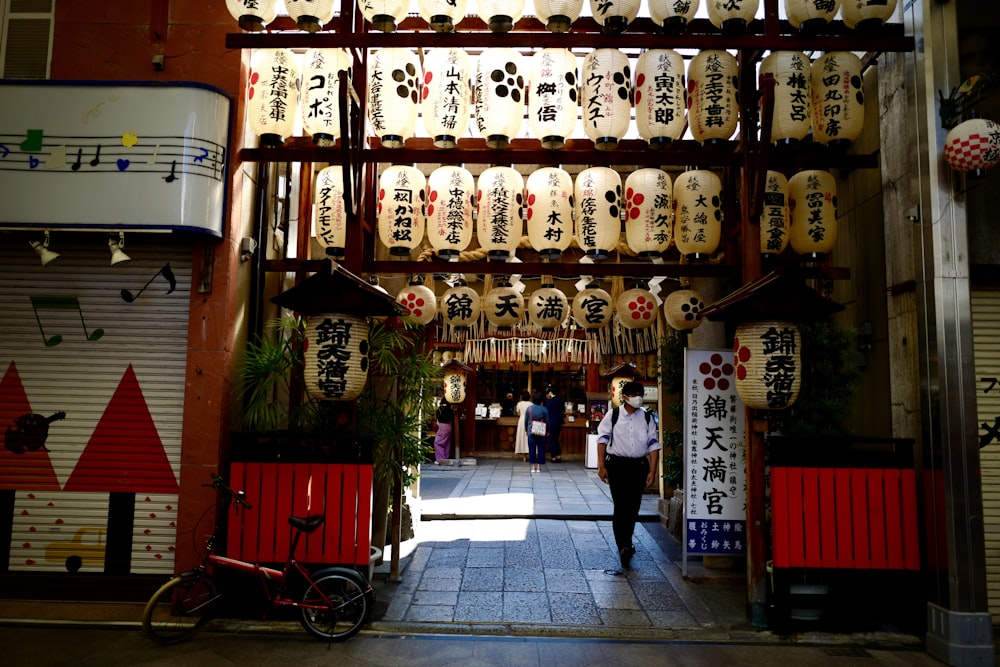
683, 349, 747, 567
0, 82, 230, 237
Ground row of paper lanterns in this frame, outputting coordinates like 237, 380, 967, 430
228, 0, 898, 35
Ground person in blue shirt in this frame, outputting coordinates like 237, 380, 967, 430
544, 385, 565, 463
524, 390, 549, 473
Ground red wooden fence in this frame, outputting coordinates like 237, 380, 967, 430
226, 462, 373, 566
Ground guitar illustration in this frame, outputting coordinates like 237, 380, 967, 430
5, 411, 66, 454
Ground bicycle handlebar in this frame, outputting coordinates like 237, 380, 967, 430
210, 473, 253, 510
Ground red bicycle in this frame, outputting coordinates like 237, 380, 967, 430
142, 473, 374, 643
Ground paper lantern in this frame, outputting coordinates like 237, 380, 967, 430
315, 166, 348, 258
708, 0, 758, 33
285, 0, 336, 32
304, 314, 370, 401
226, 0, 278, 31
673, 170, 723, 261
581, 49, 632, 150
574, 166, 622, 260
649, 0, 699, 33
624, 168, 673, 257
301, 48, 352, 147
377, 165, 426, 256
427, 165, 475, 259
634, 49, 687, 149
419, 0, 468, 32
572, 284, 614, 329
786, 0, 840, 32
525, 167, 574, 260
617, 288, 658, 330
734, 320, 801, 410
687, 50, 739, 146
248, 49, 300, 147
368, 48, 421, 148
441, 284, 482, 329
357, 0, 410, 32
421, 48, 472, 149
664, 289, 705, 331
528, 284, 569, 331
841, 0, 897, 32
528, 48, 579, 150
609, 376, 631, 407
444, 367, 468, 403
759, 51, 811, 144
589, 0, 639, 34
761, 171, 789, 257
811, 51, 864, 150
484, 281, 525, 330
477, 166, 525, 261
944, 118, 1000, 174
397, 282, 438, 325
533, 0, 583, 33
474, 48, 525, 149
789, 169, 838, 259
478, 0, 524, 32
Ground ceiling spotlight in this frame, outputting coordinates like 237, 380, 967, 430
29, 231, 60, 267
109, 232, 132, 266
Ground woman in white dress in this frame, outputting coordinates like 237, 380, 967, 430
514, 391, 532, 462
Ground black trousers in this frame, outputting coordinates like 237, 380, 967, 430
605, 454, 649, 551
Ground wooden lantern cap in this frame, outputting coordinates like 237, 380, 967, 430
699, 267, 844, 324
601, 361, 646, 381
271, 259, 402, 316
442, 359, 473, 373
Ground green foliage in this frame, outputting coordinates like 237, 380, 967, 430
659, 330, 687, 487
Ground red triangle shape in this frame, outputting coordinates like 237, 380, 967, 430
64, 364, 178, 493
0, 362, 62, 491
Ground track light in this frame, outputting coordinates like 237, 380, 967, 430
29, 231, 60, 267
109, 232, 132, 266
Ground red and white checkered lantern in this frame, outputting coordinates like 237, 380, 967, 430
589, 0, 639, 33
477, 166, 525, 261
734, 320, 801, 410
368, 48, 421, 148
286, 0, 336, 32
248, 49, 300, 147
357, 0, 410, 32
304, 314, 370, 401
526, 167, 574, 260
624, 168, 673, 257
811, 51, 864, 150
377, 165, 426, 256
315, 166, 347, 258
581, 49, 632, 150
789, 169, 838, 259
688, 50, 739, 146
528, 48, 579, 150
841, 0, 897, 32
302, 48, 351, 147
786, 0, 840, 32
708, 0, 758, 33
635, 49, 687, 149
649, 0, 699, 33
944, 118, 1000, 174
761, 170, 790, 257
427, 166, 475, 259
759, 51, 811, 144
617, 288, 658, 330
673, 169, 722, 261
441, 284, 481, 330
574, 166, 622, 260
528, 284, 569, 331
422, 48, 472, 149
419, 0, 468, 32
475, 48, 526, 149
572, 284, 614, 330
478, 0, 524, 32
397, 282, 438, 326
533, 0, 583, 33
227, 0, 278, 31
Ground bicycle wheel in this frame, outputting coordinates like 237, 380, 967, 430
142, 573, 220, 644
299, 571, 370, 641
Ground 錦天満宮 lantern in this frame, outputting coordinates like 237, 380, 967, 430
484, 280, 525, 330
572, 283, 614, 330
304, 314, 370, 401
528, 283, 569, 331
441, 283, 482, 330
734, 320, 801, 410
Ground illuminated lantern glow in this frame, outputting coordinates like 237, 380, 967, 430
475, 48, 526, 149
673, 169, 723, 261
664, 289, 705, 331
624, 168, 673, 258
707, 0, 759, 34
444, 367, 468, 403
609, 376, 631, 407
760, 171, 790, 258
649, 0, 700, 34
789, 169, 838, 259
617, 288, 658, 330
422, 48, 472, 149
248, 49, 300, 147
285, 0, 336, 32
397, 282, 438, 326
811, 51, 864, 150
943, 118, 1000, 174
589, 0, 639, 34
477, 166, 525, 261
419, 0, 469, 33
734, 320, 801, 410
574, 166, 622, 260
634, 49, 687, 149
533, 0, 583, 33
759, 51, 811, 145
226, 0, 278, 31
377, 165, 426, 257
687, 50, 739, 146
528, 48, 579, 150
477, 0, 525, 33
581, 49, 632, 151
441, 283, 482, 330
786, 0, 841, 32
526, 167, 574, 260
301, 48, 352, 147
528, 284, 570, 331
841, 0, 898, 32
357, 0, 410, 32
304, 314, 370, 401
572, 283, 614, 330
315, 166, 348, 258
368, 48, 421, 149
484, 280, 525, 330
427, 166, 475, 259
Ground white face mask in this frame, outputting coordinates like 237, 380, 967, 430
626, 395, 644, 408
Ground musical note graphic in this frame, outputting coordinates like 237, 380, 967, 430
147, 143, 159, 165
70, 147, 82, 171
30, 296, 105, 347
0, 144, 9, 158
163, 160, 177, 183
89, 144, 101, 167
193, 147, 209, 163
20, 129, 43, 152
46, 145, 67, 169
121, 263, 177, 303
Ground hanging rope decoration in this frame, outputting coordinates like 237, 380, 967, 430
463, 336, 602, 365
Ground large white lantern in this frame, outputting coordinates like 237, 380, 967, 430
811, 51, 864, 150
422, 48, 472, 149
759, 51, 811, 145
526, 167, 574, 260
761, 170, 790, 258
528, 48, 579, 150
397, 281, 438, 326
357, 0, 410, 32
377, 165, 426, 256
786, 0, 841, 32
441, 283, 482, 330
589, 0, 639, 34
528, 284, 570, 331
624, 168, 673, 257
707, 0, 759, 33
301, 48, 352, 147
572, 283, 614, 329
304, 314, 370, 401
227, 0, 278, 31
617, 288, 658, 330
475, 48, 526, 149
427, 165, 475, 259
664, 289, 705, 331
789, 169, 838, 259
574, 166, 622, 260
477, 166, 525, 261
687, 50, 739, 146
634, 49, 687, 149
944, 118, 1000, 174
533, 0, 583, 33
484, 280, 525, 330
673, 169, 722, 261
285, 0, 336, 32
581, 49, 632, 151
841, 0, 898, 32
248, 49, 300, 147
368, 48, 421, 148
419, 0, 468, 32
315, 166, 348, 258
734, 320, 801, 410
649, 0, 699, 33
443, 361, 470, 403
478, 0, 525, 32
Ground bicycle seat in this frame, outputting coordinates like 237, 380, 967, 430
288, 514, 325, 533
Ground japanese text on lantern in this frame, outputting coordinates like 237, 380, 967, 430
314, 316, 355, 399
760, 324, 798, 409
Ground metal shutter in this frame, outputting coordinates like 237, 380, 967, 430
972, 289, 1000, 617
0, 0, 53, 79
